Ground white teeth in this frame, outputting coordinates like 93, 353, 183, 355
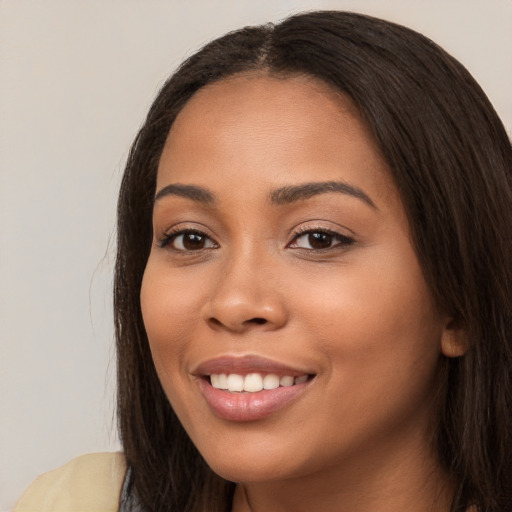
218, 373, 228, 390
243, 373, 263, 392
226, 374, 244, 392
210, 374, 220, 388
280, 376, 294, 387
263, 374, 280, 390
210, 372, 309, 392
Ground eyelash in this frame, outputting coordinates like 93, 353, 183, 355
158, 228, 216, 250
289, 227, 355, 251
158, 227, 355, 252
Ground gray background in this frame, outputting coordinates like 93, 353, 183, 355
1, 1, 510, 509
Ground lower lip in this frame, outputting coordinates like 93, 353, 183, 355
198, 378, 311, 422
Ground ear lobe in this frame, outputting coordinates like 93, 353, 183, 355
440, 318, 468, 358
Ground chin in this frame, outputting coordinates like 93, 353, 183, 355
207, 459, 293, 484
197, 439, 314, 484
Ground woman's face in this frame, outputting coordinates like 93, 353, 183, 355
141, 74, 457, 485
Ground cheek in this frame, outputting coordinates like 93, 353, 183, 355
287, 262, 443, 452
140, 260, 206, 372
292, 245, 443, 384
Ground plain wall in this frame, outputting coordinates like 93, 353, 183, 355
1, 1, 510, 509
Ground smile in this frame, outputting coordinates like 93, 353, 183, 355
209, 372, 310, 393
194, 356, 316, 421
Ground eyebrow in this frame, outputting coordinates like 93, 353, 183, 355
154, 180, 376, 209
154, 183, 215, 204
270, 181, 377, 209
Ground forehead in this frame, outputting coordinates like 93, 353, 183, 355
165, 72, 366, 157
157, 73, 398, 208
172, 72, 359, 132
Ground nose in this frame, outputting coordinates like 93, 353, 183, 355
201, 252, 288, 334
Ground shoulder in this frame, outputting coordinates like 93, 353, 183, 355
14, 452, 127, 512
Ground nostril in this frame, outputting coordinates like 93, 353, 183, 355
206, 315, 272, 332
248, 317, 267, 325
208, 317, 267, 327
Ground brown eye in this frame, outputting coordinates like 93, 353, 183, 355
164, 230, 217, 251
308, 232, 333, 249
290, 229, 355, 250
182, 233, 206, 250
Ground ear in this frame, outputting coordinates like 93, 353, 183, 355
440, 317, 468, 358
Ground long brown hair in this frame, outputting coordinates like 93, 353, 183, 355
115, 11, 512, 511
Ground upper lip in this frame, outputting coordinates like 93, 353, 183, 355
193, 354, 314, 377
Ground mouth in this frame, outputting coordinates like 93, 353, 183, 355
194, 355, 316, 422
207, 372, 313, 393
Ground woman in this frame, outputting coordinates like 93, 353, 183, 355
15, 10, 511, 512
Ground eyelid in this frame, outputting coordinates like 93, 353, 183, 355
156, 221, 355, 252
287, 225, 355, 250
157, 225, 218, 250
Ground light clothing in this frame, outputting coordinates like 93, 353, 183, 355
14, 452, 126, 512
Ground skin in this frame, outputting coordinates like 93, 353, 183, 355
140, 73, 464, 512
